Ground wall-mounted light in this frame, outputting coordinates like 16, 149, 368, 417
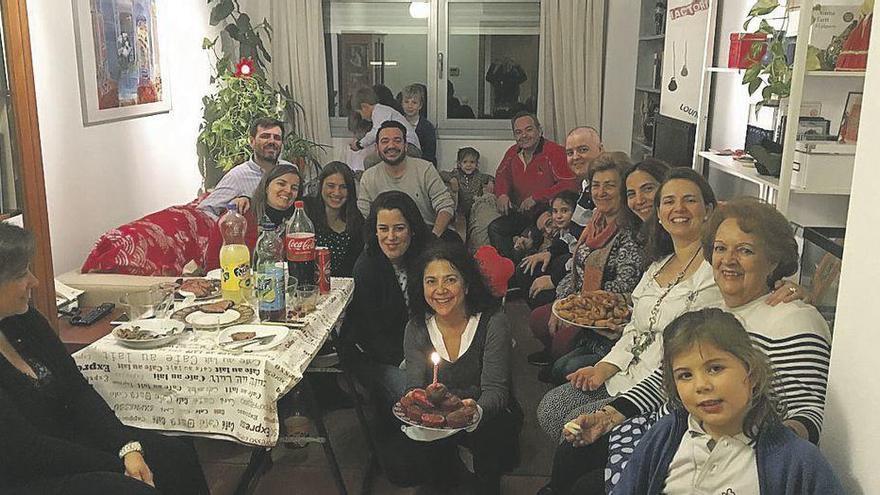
369, 61, 399, 66
409, 1, 430, 19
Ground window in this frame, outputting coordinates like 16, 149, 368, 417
323, 0, 540, 135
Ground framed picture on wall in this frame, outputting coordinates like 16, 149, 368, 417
72, 0, 172, 125
838, 92, 863, 143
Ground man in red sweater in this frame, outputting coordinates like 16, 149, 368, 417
489, 112, 576, 258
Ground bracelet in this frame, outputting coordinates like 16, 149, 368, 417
118, 440, 143, 459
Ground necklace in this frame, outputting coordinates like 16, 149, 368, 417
629, 247, 703, 366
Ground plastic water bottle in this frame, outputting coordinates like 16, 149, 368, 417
219, 204, 251, 303
285, 200, 316, 285
254, 223, 286, 322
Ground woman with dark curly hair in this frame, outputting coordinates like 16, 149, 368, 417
341, 191, 430, 409
0, 224, 208, 495
384, 241, 521, 494
304, 161, 364, 277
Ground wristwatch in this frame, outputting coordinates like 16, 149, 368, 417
118, 440, 143, 459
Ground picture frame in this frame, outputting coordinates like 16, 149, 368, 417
839, 92, 863, 143
72, 0, 171, 126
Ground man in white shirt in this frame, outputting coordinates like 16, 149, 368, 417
198, 117, 295, 218
349, 86, 421, 168
357, 121, 457, 242
564, 126, 604, 229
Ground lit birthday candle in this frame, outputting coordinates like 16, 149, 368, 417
431, 352, 440, 385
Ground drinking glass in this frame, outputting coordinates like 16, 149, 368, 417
296, 284, 318, 318
285, 277, 299, 322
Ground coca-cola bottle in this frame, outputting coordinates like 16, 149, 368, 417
285, 200, 316, 285
254, 223, 286, 322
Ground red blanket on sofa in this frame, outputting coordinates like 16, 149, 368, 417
81, 199, 217, 276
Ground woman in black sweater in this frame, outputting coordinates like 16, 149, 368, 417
341, 191, 430, 408
304, 161, 364, 277
0, 224, 208, 494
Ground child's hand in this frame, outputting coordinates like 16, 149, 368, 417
349, 139, 360, 151
448, 177, 460, 193
520, 251, 551, 275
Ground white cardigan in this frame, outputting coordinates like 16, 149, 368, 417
601, 257, 723, 396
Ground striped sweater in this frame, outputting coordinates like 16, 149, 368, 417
610, 297, 832, 443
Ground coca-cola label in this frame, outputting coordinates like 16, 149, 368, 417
286, 233, 316, 261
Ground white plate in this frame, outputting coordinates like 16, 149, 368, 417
113, 319, 185, 349
186, 309, 241, 328
216, 325, 286, 352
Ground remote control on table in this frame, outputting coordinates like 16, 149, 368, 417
70, 303, 115, 326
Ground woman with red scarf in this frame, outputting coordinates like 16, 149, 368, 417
527, 155, 645, 383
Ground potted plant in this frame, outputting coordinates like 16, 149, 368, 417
740, 0, 826, 110
198, 0, 326, 190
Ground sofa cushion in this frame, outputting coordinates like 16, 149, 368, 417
81, 199, 215, 276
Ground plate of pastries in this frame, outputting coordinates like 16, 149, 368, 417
394, 383, 480, 432
552, 290, 631, 329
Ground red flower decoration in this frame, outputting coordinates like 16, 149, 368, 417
234, 58, 255, 78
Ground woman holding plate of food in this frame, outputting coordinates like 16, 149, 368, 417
536, 167, 723, 441
527, 153, 645, 379
383, 241, 521, 494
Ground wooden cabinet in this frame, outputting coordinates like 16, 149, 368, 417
1, 0, 55, 323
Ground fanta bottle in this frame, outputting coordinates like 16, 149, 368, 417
219, 204, 251, 303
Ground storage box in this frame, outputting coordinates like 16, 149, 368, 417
729, 33, 767, 69
792, 141, 856, 193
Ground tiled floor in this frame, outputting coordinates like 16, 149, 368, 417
196, 300, 555, 494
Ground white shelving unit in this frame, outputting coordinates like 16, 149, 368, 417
692, 0, 867, 228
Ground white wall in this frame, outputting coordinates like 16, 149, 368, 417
820, 9, 880, 493
601, 0, 639, 152
28, 1, 214, 273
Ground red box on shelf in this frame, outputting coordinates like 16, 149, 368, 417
729, 33, 768, 69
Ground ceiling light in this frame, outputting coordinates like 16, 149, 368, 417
409, 1, 430, 19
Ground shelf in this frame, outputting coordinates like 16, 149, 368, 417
639, 34, 665, 41
806, 70, 866, 78
635, 86, 661, 94
699, 152, 779, 190
699, 151, 851, 195
706, 67, 743, 74
632, 138, 652, 152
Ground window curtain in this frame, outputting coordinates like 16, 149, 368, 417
240, 0, 332, 186
538, 0, 605, 142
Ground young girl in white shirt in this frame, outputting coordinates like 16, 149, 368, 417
615, 308, 842, 494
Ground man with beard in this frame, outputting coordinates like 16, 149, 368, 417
357, 121, 456, 241
198, 117, 295, 217
488, 112, 575, 259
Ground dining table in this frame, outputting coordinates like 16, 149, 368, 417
73, 277, 354, 448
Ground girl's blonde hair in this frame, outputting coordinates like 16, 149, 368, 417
662, 308, 783, 440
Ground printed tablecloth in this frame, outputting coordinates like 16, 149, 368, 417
74, 278, 354, 447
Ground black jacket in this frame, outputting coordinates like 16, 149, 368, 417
342, 251, 410, 366
0, 308, 132, 487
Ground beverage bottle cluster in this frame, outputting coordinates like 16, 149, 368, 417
218, 204, 251, 303
254, 223, 286, 321
285, 201, 316, 285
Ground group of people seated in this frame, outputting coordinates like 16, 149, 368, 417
0, 86, 845, 494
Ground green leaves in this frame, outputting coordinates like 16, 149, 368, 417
209, 0, 234, 26
740, 0, 791, 108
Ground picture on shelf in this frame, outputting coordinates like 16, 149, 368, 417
839, 92, 863, 143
